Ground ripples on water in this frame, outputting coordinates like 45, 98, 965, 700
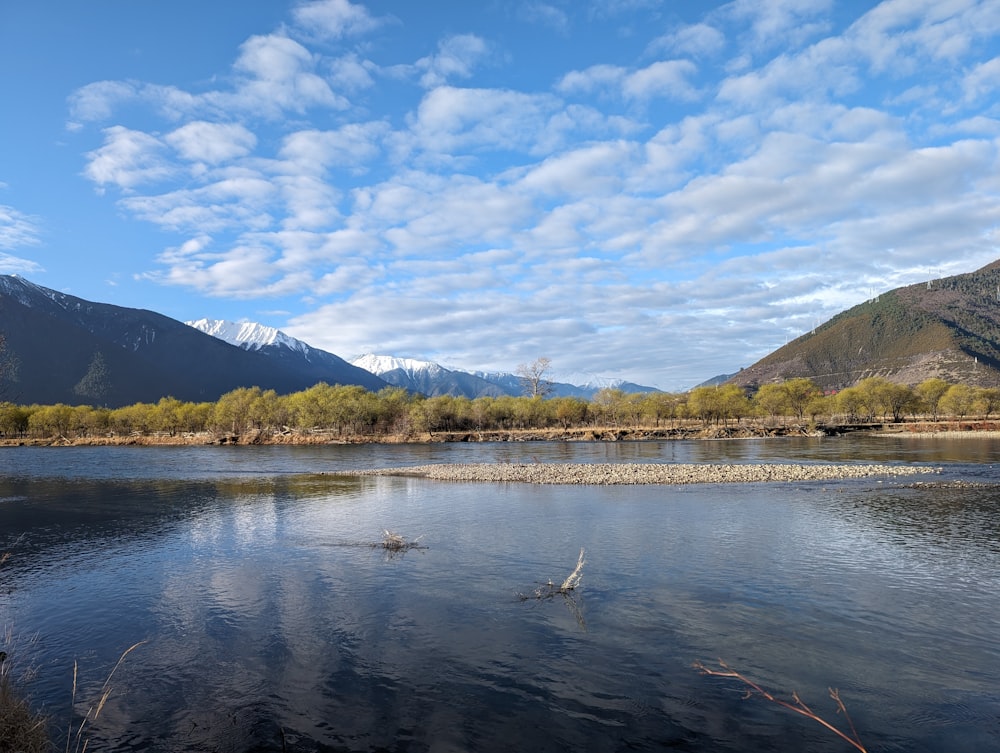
0, 438, 998, 752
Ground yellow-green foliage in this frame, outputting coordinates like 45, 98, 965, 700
6, 374, 1000, 441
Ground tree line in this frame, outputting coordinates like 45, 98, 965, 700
1, 376, 998, 441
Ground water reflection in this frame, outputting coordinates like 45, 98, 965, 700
1, 443, 999, 752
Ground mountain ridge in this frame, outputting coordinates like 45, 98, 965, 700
0, 277, 385, 406
728, 259, 1000, 390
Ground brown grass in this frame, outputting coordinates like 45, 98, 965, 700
66, 641, 146, 753
0, 671, 50, 753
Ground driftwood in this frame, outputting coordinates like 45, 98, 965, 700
372, 530, 425, 556
517, 548, 587, 629
694, 659, 867, 752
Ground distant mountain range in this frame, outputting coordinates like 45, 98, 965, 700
0, 273, 663, 408
0, 275, 385, 407
9, 258, 996, 409
346, 353, 661, 399
728, 259, 1000, 390
188, 322, 661, 399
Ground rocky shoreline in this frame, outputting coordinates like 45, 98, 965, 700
345, 462, 940, 485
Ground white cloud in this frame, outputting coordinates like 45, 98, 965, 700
67, 80, 138, 123
404, 86, 564, 158
58, 0, 1000, 387
277, 123, 387, 173
517, 3, 570, 33
623, 60, 699, 100
228, 34, 347, 115
519, 141, 637, 197
165, 122, 258, 165
291, 0, 385, 40
725, 0, 835, 51
648, 23, 726, 58
0, 253, 44, 274
558, 60, 699, 102
150, 240, 290, 298
415, 34, 491, 88
83, 126, 174, 191
963, 56, 1000, 104
118, 166, 276, 233
0, 204, 42, 251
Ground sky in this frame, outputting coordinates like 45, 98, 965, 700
1, 0, 999, 391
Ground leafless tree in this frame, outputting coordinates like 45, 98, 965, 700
516, 356, 553, 398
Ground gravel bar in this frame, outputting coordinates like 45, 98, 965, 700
346, 462, 940, 485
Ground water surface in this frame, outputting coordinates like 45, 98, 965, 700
1, 438, 998, 751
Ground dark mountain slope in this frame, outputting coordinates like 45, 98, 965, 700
729, 260, 1000, 391
0, 276, 385, 406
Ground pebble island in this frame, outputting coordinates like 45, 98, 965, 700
347, 462, 939, 485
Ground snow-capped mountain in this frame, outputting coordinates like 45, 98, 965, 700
186, 318, 308, 354
0, 276, 385, 406
186, 319, 386, 391
356, 355, 661, 399
350, 354, 508, 398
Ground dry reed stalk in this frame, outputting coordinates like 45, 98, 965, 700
693, 659, 867, 752
67, 641, 146, 753
0, 672, 49, 753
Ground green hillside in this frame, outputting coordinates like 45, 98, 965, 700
729, 259, 1000, 391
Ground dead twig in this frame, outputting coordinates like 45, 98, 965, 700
693, 659, 867, 752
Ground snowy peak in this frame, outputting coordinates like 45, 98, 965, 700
350, 354, 447, 378
0, 274, 72, 309
187, 319, 308, 354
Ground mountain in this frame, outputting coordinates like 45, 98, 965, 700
0, 276, 384, 407
350, 354, 508, 398
728, 259, 1000, 391
186, 319, 386, 392
352, 354, 661, 399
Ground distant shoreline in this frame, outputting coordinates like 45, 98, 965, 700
3, 420, 1000, 447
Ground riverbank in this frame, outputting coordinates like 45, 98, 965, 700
345, 462, 941, 485
3, 420, 999, 447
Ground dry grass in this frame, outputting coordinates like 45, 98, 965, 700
66, 641, 146, 753
0, 670, 50, 753
694, 659, 868, 752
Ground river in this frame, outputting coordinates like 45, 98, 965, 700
1, 436, 998, 752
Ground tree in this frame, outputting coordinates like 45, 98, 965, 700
940, 383, 976, 419
516, 357, 553, 398
550, 396, 588, 428
73, 351, 112, 405
976, 387, 1000, 419
782, 378, 821, 421
0, 402, 30, 437
592, 388, 627, 426
916, 378, 951, 420
0, 332, 19, 398
753, 383, 789, 422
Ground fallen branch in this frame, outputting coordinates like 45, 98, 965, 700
693, 659, 867, 752
519, 548, 585, 600
372, 530, 424, 555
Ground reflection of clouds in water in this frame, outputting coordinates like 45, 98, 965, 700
232, 495, 278, 548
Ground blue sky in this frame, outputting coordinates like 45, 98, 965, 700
2, 1, 999, 390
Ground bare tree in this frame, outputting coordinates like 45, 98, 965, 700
516, 356, 553, 398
